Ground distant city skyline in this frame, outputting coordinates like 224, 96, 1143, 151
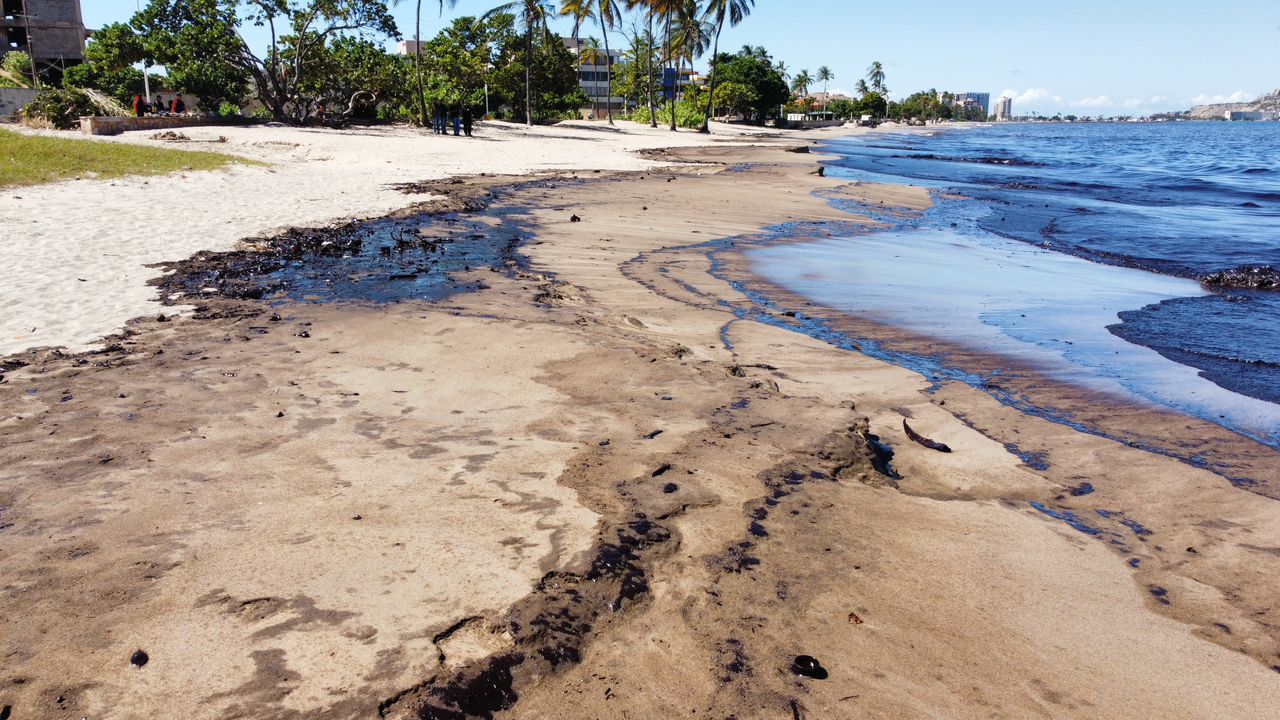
84, 0, 1280, 117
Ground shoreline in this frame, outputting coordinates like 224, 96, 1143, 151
3, 134, 1280, 719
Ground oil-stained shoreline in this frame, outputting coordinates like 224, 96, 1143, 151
2, 144, 1280, 720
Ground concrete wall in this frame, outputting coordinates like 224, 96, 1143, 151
80, 115, 237, 136
0, 86, 39, 117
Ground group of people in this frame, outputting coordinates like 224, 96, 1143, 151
432, 104, 474, 137
131, 95, 187, 118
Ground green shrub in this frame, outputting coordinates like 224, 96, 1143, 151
21, 88, 98, 129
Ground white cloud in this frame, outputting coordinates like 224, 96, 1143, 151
1072, 95, 1111, 108
1189, 91, 1254, 105
999, 88, 1061, 105
1122, 97, 1144, 108
1149, 95, 1168, 104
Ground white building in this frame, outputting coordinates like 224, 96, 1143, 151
562, 37, 623, 116
995, 96, 1013, 121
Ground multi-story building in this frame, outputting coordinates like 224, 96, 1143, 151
1, 0, 87, 80
949, 91, 990, 116
995, 96, 1013, 121
562, 37, 624, 116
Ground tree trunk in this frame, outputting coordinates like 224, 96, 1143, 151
601, 20, 614, 125
700, 24, 722, 133
646, 16, 657, 128
525, 24, 533, 125
414, 0, 428, 127
664, 11, 675, 131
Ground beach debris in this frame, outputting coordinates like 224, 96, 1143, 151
662, 482, 678, 494
791, 655, 828, 679
651, 464, 672, 478
130, 649, 149, 668
569, 214, 582, 223
847, 611, 863, 625
642, 429, 663, 440
352, 515, 362, 521
1, 704, 11, 720
1200, 264, 1278, 291
903, 419, 952, 453
1068, 482, 1095, 496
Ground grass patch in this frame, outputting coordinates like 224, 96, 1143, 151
0, 127, 254, 189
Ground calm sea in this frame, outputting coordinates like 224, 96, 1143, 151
748, 122, 1280, 447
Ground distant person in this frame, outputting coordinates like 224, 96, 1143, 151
432, 104, 446, 135
462, 106, 473, 137
452, 107, 461, 136
152, 97, 164, 115
171, 96, 186, 114
132, 95, 145, 117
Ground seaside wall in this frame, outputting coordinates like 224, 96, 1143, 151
0, 88, 41, 119
79, 115, 235, 136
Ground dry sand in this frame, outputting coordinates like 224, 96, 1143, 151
1, 127, 1279, 720
0, 120, 800, 358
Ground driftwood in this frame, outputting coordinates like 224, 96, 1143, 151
903, 419, 952, 453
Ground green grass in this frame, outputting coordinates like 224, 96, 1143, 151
0, 127, 253, 189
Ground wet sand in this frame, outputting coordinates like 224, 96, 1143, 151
2, 140, 1279, 719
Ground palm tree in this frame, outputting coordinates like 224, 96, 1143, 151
774, 60, 789, 82
414, 0, 460, 127
866, 60, 886, 94
672, 0, 710, 102
791, 69, 812, 99
625, 0, 662, 127
855, 78, 868, 97
487, 0, 556, 125
580, 37, 606, 118
593, 0, 623, 124
699, 0, 753, 133
816, 65, 833, 110
561, 0, 593, 117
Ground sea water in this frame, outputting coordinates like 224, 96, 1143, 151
748, 122, 1280, 447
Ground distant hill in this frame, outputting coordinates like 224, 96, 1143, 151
1190, 89, 1280, 119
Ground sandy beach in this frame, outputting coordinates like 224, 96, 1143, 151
2, 123, 1279, 720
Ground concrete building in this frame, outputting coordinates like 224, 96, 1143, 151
1225, 110, 1279, 121
1, 0, 87, 79
561, 37, 624, 115
949, 91, 990, 116
995, 96, 1013, 121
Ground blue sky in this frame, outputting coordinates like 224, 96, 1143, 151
87, 0, 1280, 116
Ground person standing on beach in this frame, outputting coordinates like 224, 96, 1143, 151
462, 106, 473, 137
132, 95, 145, 117
172, 96, 186, 114
452, 106, 461, 136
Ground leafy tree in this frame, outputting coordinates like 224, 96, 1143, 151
415, 1, 460, 126
698, 0, 753, 132
297, 35, 413, 119
610, 25, 659, 117
133, 0, 399, 123
62, 64, 148, 105
826, 96, 856, 119
714, 80, 755, 117
706, 48, 787, 124
421, 14, 507, 116
489, 15, 585, 122
1, 51, 35, 88
485, 0, 555, 125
